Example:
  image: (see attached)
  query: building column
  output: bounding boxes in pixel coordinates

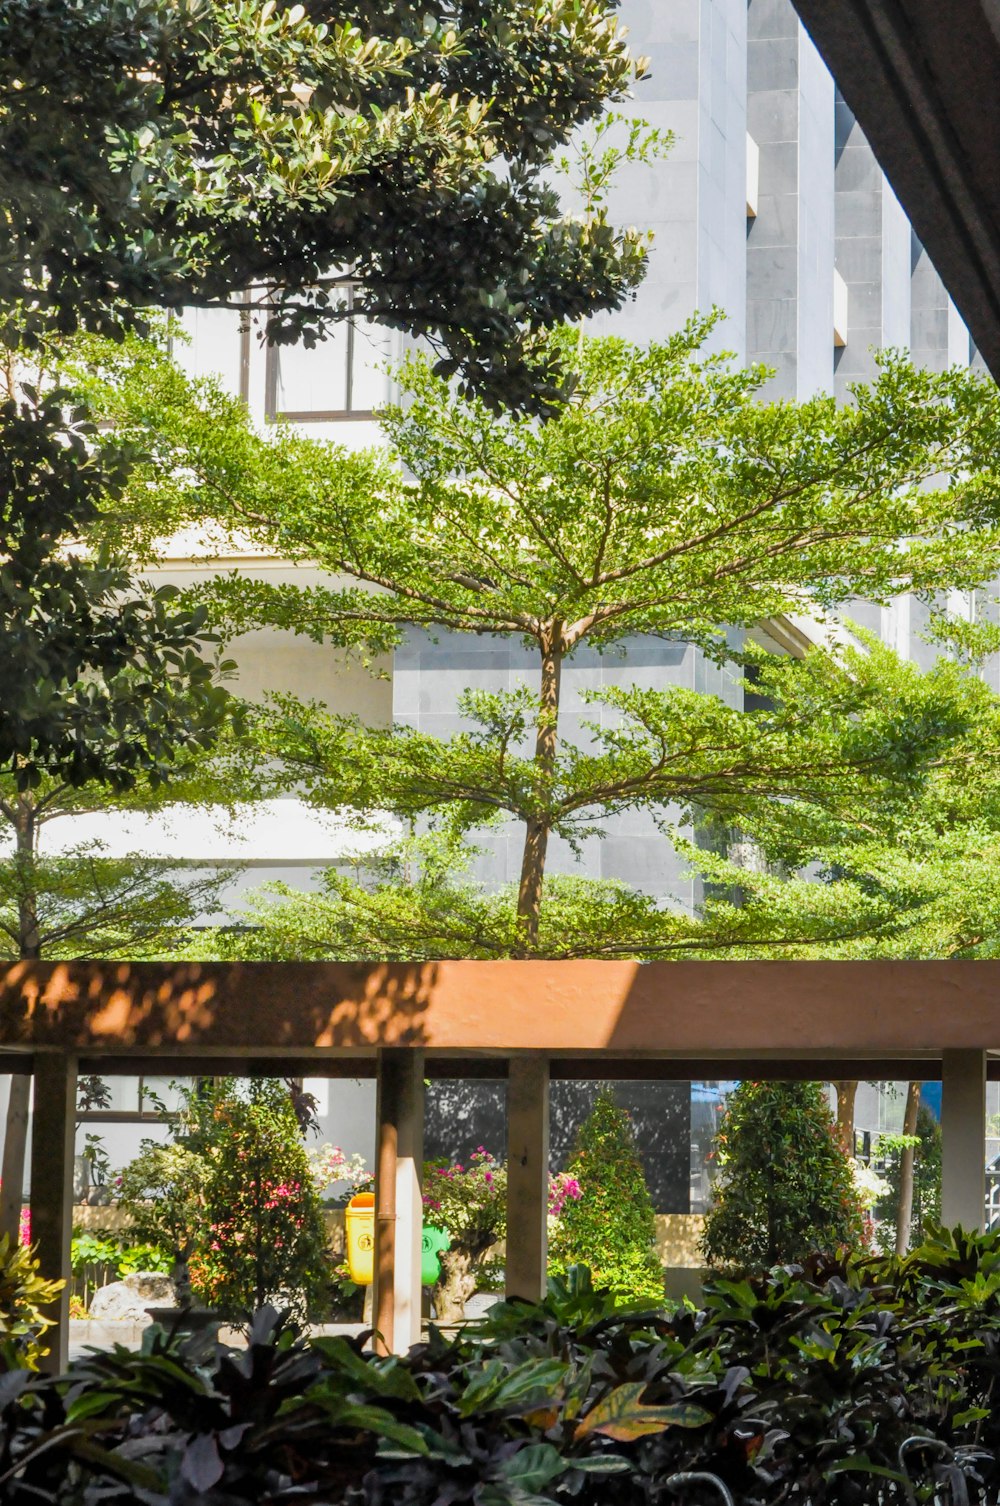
[30,1053,76,1374]
[373,1048,424,1355]
[941,1049,987,1231]
[505,1056,550,1302]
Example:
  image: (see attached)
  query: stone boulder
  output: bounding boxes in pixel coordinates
[89,1272,176,1323]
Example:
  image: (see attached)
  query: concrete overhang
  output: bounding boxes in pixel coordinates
[790,0,1000,381]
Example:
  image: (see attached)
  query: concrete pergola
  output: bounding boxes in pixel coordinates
[1,957,998,1370]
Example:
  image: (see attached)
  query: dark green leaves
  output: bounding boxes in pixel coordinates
[0,0,648,411]
[0,389,234,790]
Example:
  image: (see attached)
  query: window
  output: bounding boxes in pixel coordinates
[76,1075,186,1123]
[169,295,251,402]
[264,286,393,421]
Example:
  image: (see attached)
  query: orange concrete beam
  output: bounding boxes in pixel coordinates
[0,959,998,1058]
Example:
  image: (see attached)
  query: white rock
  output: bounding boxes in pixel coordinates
[89,1272,176,1323]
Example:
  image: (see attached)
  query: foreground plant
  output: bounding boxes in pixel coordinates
[4,1233,1000,1504]
[0,1237,62,1370]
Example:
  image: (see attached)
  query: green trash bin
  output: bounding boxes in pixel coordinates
[422,1225,450,1286]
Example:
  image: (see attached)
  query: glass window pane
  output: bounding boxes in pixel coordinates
[273,324,349,414]
[350,318,393,411]
[174,307,244,394]
[139,1077,189,1114]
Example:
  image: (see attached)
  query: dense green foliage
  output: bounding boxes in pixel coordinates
[0,1236,61,1370]
[5,1230,1000,1503]
[73,319,1000,960]
[186,1080,329,1320]
[0,0,648,411]
[550,1093,663,1304]
[0,381,234,792]
[702,1082,866,1272]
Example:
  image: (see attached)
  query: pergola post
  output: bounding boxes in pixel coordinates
[30,1053,76,1374]
[505,1055,550,1302]
[373,1048,424,1355]
[941,1049,987,1231]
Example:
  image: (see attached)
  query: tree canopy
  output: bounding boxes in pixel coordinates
[0,0,649,410]
[73,319,1000,958]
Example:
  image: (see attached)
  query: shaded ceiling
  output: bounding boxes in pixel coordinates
[790,0,1000,381]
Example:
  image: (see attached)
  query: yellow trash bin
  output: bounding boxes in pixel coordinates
[345,1192,376,1285]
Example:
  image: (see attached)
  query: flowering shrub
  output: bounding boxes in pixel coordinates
[548,1171,582,1220]
[423,1148,506,1240]
[118,1079,330,1322]
[307,1144,371,1202]
[422,1149,583,1319]
[185,1080,329,1321]
[851,1157,890,1209]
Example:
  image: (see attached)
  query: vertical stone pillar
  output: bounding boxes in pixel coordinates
[373,1048,424,1354]
[941,1049,987,1232]
[30,1053,76,1374]
[505,1056,550,1302]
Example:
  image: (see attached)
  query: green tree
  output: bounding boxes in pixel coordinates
[702,1081,866,1274]
[549,1092,663,1305]
[88,320,1000,958]
[116,1142,211,1269]
[0,0,649,411]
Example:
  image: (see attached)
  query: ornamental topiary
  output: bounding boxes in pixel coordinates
[702,1080,866,1274]
[549,1091,664,1306]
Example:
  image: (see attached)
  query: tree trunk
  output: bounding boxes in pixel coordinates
[1,799,40,1241]
[895,1080,921,1256]
[834,1080,858,1156]
[433,1247,478,1323]
[515,629,563,954]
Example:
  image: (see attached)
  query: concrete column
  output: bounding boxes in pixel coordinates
[941,1049,987,1232]
[30,1053,76,1373]
[373,1048,424,1355]
[505,1056,550,1302]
